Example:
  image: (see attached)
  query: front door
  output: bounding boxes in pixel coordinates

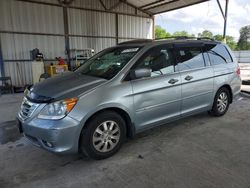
[130,45,182,130]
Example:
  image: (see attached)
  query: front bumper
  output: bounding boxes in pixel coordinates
[17,115,81,154]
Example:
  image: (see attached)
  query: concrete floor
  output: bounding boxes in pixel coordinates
[0,92,250,188]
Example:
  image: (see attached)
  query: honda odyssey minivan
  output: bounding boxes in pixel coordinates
[17,38,241,159]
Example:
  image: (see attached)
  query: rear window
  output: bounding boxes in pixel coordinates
[205,44,233,65]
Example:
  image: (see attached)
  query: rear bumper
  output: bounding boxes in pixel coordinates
[17,115,81,154]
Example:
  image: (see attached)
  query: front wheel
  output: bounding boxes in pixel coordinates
[209,87,230,117]
[80,111,126,160]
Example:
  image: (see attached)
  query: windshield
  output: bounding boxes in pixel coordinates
[75,46,140,79]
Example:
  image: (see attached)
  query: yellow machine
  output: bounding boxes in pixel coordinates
[46,64,68,77]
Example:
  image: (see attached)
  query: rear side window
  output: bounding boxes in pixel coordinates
[206,44,233,65]
[176,47,205,71]
[132,45,176,78]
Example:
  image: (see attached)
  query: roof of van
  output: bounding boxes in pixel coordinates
[118,37,220,46]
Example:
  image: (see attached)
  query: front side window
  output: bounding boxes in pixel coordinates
[76,46,140,79]
[131,45,176,78]
[176,47,205,71]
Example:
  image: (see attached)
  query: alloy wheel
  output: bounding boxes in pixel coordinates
[217,92,228,113]
[92,120,120,153]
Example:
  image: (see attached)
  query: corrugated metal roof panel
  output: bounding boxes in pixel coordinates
[143,0,209,14]
[127,0,154,7]
[126,0,208,15]
[70,0,104,10]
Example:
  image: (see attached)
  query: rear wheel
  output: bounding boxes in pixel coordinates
[80,111,126,160]
[209,87,230,116]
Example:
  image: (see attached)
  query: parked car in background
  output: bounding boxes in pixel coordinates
[17,37,241,159]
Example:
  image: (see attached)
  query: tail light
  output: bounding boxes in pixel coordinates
[236,66,241,76]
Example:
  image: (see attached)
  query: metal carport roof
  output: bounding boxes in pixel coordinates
[124,0,209,15]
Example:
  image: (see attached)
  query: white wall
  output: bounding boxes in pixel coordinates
[233,51,250,63]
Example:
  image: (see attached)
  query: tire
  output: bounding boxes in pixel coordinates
[80,110,126,160]
[209,87,230,117]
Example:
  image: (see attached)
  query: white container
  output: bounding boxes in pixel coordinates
[32,60,44,84]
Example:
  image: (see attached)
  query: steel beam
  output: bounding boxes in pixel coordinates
[216,0,225,19]
[154,0,209,15]
[115,13,119,44]
[216,0,229,42]
[0,37,4,77]
[0,30,146,40]
[223,0,229,41]
[0,30,64,37]
[63,6,71,68]
[98,0,107,10]
[17,0,151,18]
[108,1,122,11]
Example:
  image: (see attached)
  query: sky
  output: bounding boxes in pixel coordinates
[155,0,250,40]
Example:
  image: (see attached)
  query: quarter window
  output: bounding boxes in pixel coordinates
[206,44,233,65]
[131,45,176,78]
[176,47,205,71]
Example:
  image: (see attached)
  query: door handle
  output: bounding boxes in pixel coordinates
[185,75,193,81]
[168,78,179,84]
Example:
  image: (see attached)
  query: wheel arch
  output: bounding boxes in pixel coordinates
[217,84,233,103]
[78,106,135,150]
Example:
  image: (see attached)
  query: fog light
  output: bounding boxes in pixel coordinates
[43,140,53,148]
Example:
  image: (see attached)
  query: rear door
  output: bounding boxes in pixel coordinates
[129,44,181,130]
[174,43,214,116]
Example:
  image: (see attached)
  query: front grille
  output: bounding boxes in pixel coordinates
[19,97,39,120]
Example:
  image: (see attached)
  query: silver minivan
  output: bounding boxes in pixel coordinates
[17,38,241,159]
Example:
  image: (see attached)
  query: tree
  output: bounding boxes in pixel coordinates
[225,36,237,50]
[213,34,223,41]
[172,31,194,37]
[214,34,237,50]
[155,25,171,39]
[198,30,213,38]
[198,30,237,50]
[237,25,250,50]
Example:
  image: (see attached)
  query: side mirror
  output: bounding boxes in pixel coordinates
[130,68,152,80]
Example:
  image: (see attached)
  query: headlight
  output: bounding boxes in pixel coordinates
[38,98,78,120]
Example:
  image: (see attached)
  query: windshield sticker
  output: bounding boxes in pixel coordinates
[121,48,139,53]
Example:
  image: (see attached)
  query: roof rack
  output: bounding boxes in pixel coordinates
[155,36,215,41]
[197,37,215,41]
[118,37,216,45]
[118,39,153,45]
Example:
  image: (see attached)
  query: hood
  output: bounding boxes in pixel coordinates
[27,72,107,103]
